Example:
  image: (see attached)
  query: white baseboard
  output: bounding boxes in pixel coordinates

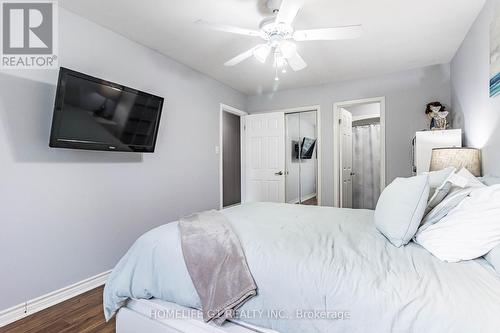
[0,270,111,328]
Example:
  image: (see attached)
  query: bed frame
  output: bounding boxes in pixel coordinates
[116,306,274,333]
[116,308,183,333]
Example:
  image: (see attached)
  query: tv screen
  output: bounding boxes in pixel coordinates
[300,137,316,159]
[293,137,317,160]
[49,68,164,152]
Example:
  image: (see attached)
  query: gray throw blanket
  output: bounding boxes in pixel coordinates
[178,210,257,325]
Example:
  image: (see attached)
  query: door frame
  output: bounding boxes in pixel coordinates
[253,105,322,205]
[333,97,386,207]
[219,103,247,209]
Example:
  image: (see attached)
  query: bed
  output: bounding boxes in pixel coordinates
[104,202,500,333]
[116,298,278,333]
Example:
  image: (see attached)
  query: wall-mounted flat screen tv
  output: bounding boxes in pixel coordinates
[49,67,164,152]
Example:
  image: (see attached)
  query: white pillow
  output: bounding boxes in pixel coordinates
[481,175,500,186]
[415,185,500,262]
[485,244,500,275]
[455,167,486,188]
[375,175,430,248]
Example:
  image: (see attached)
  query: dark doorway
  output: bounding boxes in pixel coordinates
[222,111,241,207]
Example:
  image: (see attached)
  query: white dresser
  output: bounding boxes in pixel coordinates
[414,129,462,174]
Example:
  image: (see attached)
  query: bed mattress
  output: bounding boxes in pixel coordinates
[124,298,279,333]
[106,202,500,333]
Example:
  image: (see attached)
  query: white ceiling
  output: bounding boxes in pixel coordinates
[60,0,485,95]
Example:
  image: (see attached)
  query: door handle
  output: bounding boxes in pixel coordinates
[275,171,283,176]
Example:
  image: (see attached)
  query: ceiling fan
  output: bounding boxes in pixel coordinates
[196,0,362,80]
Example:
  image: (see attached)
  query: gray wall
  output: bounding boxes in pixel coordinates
[451,0,500,177]
[0,5,459,312]
[0,8,245,310]
[246,64,452,206]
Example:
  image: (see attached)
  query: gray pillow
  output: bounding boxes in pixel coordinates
[426,167,456,194]
[375,175,430,247]
[485,244,500,275]
[425,180,454,214]
[424,168,483,214]
[419,187,474,233]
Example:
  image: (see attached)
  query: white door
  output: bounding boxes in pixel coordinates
[340,109,353,208]
[244,112,285,203]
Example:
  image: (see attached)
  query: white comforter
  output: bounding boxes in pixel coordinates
[104,203,500,333]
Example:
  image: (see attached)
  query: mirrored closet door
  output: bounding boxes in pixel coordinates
[285,111,318,205]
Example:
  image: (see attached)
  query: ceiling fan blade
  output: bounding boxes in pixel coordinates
[285,49,307,71]
[275,0,304,26]
[293,25,362,41]
[224,46,259,67]
[196,20,262,38]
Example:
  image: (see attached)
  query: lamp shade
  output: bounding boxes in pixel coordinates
[430,148,482,177]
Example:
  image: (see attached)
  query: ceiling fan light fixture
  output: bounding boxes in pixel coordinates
[275,54,287,68]
[201,0,363,79]
[279,40,296,59]
[253,44,271,63]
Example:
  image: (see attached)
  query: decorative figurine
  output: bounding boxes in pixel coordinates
[425,102,449,130]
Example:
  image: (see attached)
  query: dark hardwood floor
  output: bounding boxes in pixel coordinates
[302,196,317,206]
[1,286,115,333]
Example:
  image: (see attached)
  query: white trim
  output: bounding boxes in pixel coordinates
[252,105,320,115]
[317,108,322,206]
[352,114,380,122]
[333,97,386,207]
[220,104,247,117]
[0,270,111,328]
[219,103,247,210]
[254,105,322,206]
